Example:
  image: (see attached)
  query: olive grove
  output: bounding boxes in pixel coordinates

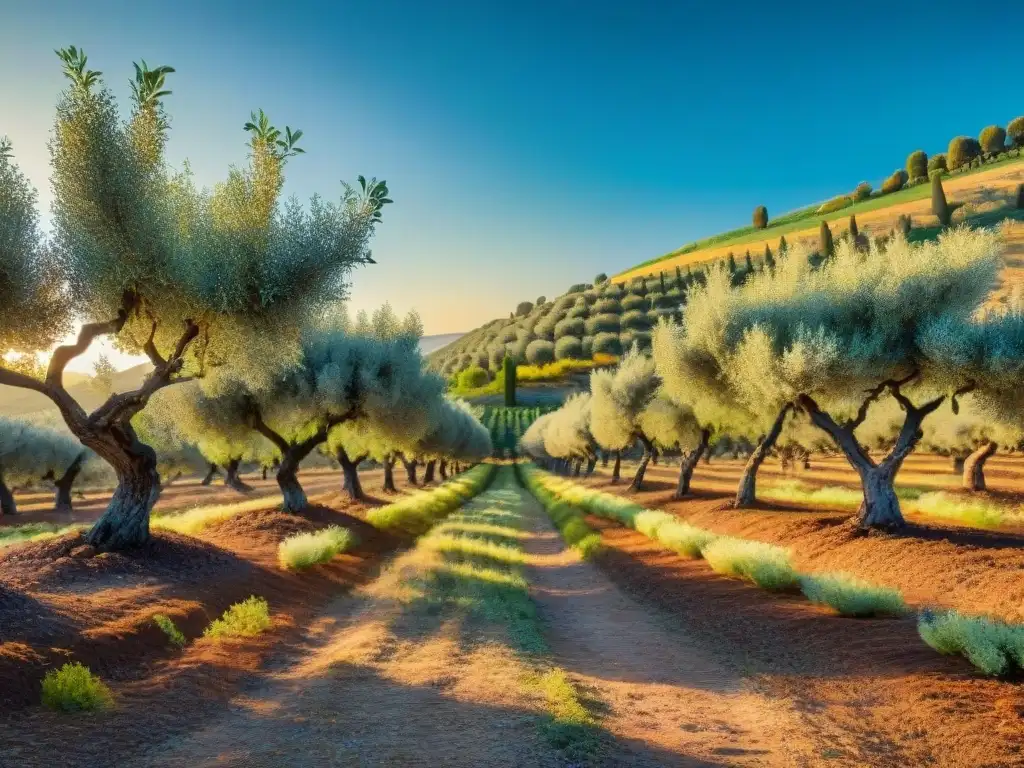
[0,48,391,549]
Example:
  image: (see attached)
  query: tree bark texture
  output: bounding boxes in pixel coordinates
[734,404,792,507]
[675,429,711,498]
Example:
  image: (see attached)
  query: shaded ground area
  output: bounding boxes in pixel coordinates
[0,489,401,768]
[589,456,1024,622]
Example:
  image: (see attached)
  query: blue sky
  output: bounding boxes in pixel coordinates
[3,0,1023,366]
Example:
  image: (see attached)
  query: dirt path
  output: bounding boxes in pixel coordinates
[520,488,820,766]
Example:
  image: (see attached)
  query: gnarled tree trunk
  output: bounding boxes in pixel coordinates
[585,456,597,476]
[423,460,437,484]
[572,458,583,477]
[963,442,997,491]
[629,434,655,492]
[675,429,710,499]
[382,455,397,493]
[223,458,252,493]
[601,450,609,468]
[201,463,219,486]
[951,454,967,474]
[0,468,16,517]
[337,447,366,502]
[735,404,793,508]
[798,376,959,530]
[85,435,162,550]
[439,460,448,480]
[611,451,621,484]
[54,451,86,517]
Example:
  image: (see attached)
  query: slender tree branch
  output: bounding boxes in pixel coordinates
[843,370,918,431]
[0,366,49,394]
[141,310,167,368]
[249,406,291,455]
[45,309,129,389]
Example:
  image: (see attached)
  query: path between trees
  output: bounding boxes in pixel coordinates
[138,470,824,767]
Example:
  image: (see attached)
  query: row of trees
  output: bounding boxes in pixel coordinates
[525,224,1021,530]
[0,47,488,550]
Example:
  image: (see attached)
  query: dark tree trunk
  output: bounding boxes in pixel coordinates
[261,466,268,480]
[735,404,793,507]
[54,451,86,517]
[601,450,609,468]
[951,454,966,474]
[798,380,952,530]
[651,450,659,466]
[800,448,811,471]
[439,460,448,480]
[337,447,366,502]
[401,456,419,485]
[423,460,437,484]
[85,439,161,550]
[611,451,621,484]
[702,451,711,465]
[629,434,655,492]
[276,451,308,513]
[675,429,711,498]
[164,471,184,487]
[963,442,997,491]
[223,458,253,493]
[383,456,398,493]
[585,456,597,476]
[0,468,16,516]
[201,463,219,486]
[572,458,583,477]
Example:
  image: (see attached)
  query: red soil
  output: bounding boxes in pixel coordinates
[0,486,406,768]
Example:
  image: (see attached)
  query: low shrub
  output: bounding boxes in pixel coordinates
[554,335,583,360]
[701,537,799,591]
[948,136,979,170]
[151,497,285,536]
[620,294,649,312]
[592,297,621,314]
[816,195,851,214]
[41,663,114,712]
[525,339,556,365]
[204,596,272,639]
[906,150,928,180]
[880,169,906,194]
[554,317,585,339]
[584,313,620,335]
[918,609,1024,677]
[928,153,947,173]
[620,309,651,331]
[799,573,907,617]
[592,332,622,356]
[153,613,187,647]
[980,125,1006,156]
[520,467,602,558]
[581,336,594,358]
[278,526,355,570]
[852,182,872,202]
[457,366,490,389]
[367,463,496,535]
[634,510,716,558]
[752,205,768,229]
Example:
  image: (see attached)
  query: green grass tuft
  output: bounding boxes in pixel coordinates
[153,613,187,647]
[918,610,1024,677]
[203,596,272,639]
[41,662,114,712]
[0,522,86,549]
[700,536,799,591]
[278,525,355,570]
[535,668,602,761]
[634,510,717,558]
[367,464,496,536]
[151,497,283,536]
[799,573,907,617]
[910,492,1024,529]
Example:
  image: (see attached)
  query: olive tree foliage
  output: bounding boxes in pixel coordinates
[0,48,391,550]
[659,226,1000,529]
[197,325,442,512]
[140,382,277,492]
[0,418,110,516]
[637,392,707,497]
[534,393,599,476]
[920,394,1022,490]
[589,347,661,489]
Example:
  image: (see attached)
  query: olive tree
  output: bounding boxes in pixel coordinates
[589,348,661,489]
[196,328,441,512]
[659,227,1000,528]
[0,418,110,516]
[920,395,1021,489]
[636,392,706,497]
[0,48,391,549]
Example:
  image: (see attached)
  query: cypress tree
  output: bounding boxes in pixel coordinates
[849,214,859,239]
[674,265,683,289]
[659,271,667,293]
[502,355,517,407]
[764,243,775,271]
[819,221,834,259]
[727,252,737,273]
[932,173,951,227]
[779,235,788,254]
[744,251,754,272]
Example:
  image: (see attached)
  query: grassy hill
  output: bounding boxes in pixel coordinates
[430,159,1024,386]
[0,364,152,421]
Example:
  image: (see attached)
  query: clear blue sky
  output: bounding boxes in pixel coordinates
[3,0,1023,355]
